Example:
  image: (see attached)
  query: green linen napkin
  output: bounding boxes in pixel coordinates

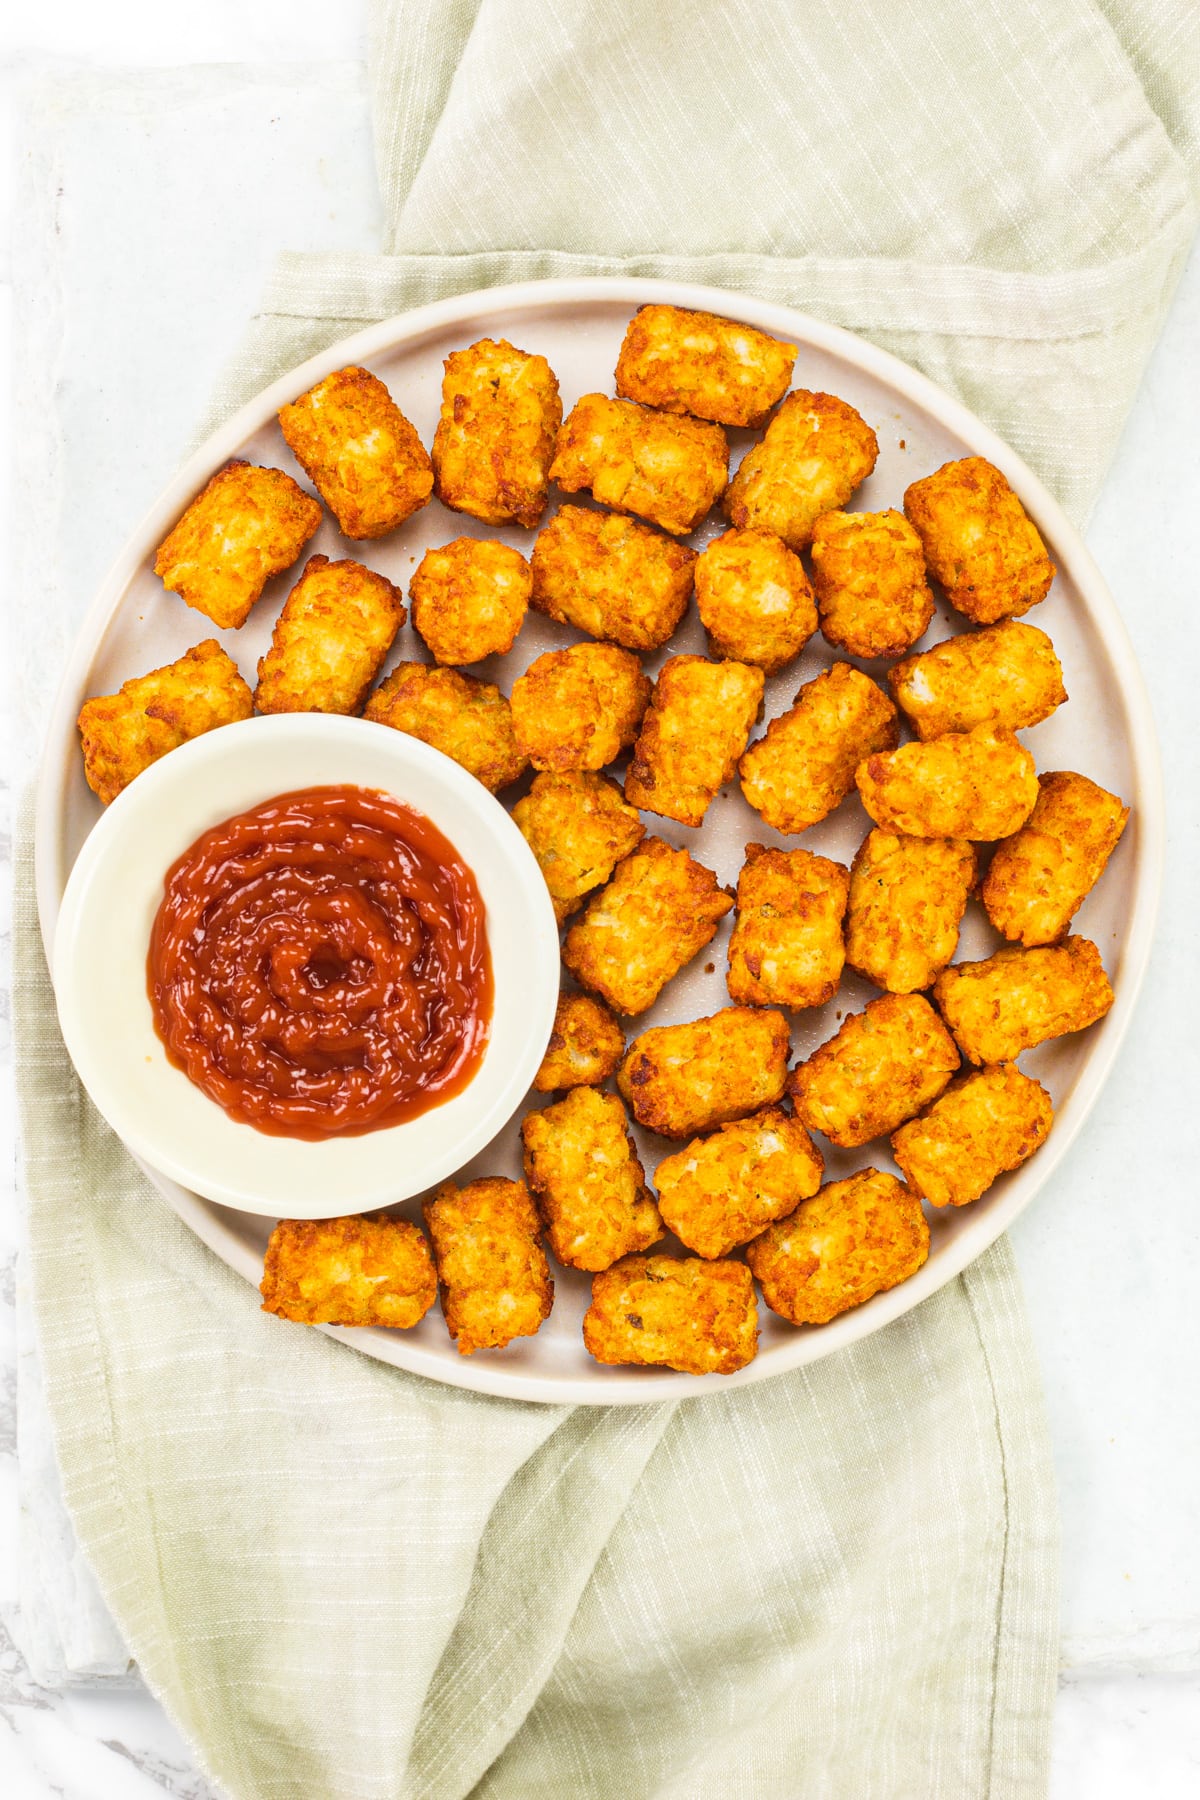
[17,3,1198,1796]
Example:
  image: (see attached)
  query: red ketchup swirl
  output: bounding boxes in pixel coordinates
[148,785,492,1138]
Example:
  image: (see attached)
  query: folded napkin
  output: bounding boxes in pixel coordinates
[16,3,1198,1795]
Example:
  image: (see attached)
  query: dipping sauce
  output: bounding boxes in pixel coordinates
[148,785,491,1138]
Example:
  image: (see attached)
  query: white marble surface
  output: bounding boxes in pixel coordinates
[2,4,1199,1794]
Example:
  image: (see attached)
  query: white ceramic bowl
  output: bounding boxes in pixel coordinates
[51,713,560,1217]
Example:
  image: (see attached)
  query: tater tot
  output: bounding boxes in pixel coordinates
[410,537,531,665]
[891,1064,1053,1208]
[746,1170,929,1326]
[654,1107,824,1259]
[904,456,1055,623]
[739,663,899,835]
[432,337,561,528]
[981,771,1130,946]
[549,393,728,536]
[856,723,1038,840]
[583,1254,759,1374]
[533,991,626,1092]
[254,556,404,715]
[278,365,432,540]
[888,620,1066,741]
[727,844,849,1009]
[154,461,321,630]
[78,639,253,805]
[933,936,1114,1065]
[562,838,734,1016]
[618,1006,791,1139]
[363,662,527,792]
[512,771,646,923]
[530,505,695,651]
[624,655,765,827]
[693,528,818,673]
[809,508,935,660]
[521,1086,662,1271]
[510,643,650,773]
[789,992,959,1148]
[724,390,879,551]
[614,304,797,428]
[260,1214,436,1328]
[844,830,977,994]
[423,1177,553,1354]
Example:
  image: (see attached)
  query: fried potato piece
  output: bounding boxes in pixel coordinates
[693,528,817,673]
[512,771,646,923]
[363,662,527,792]
[278,365,432,540]
[615,304,797,429]
[423,1177,553,1354]
[521,1086,662,1271]
[510,643,651,774]
[254,556,404,716]
[933,936,1114,1064]
[618,1006,791,1139]
[789,992,959,1148]
[625,656,764,827]
[583,1254,759,1374]
[724,390,878,552]
[154,461,321,630]
[810,508,935,660]
[410,537,531,665]
[534,991,626,1092]
[78,639,253,804]
[856,724,1038,841]
[530,505,696,651]
[746,1170,929,1326]
[727,844,849,1009]
[891,1064,1053,1208]
[739,663,899,834]
[654,1107,824,1259]
[260,1213,436,1328]
[888,620,1066,741]
[904,456,1055,624]
[432,337,561,528]
[845,831,977,994]
[549,393,728,536]
[563,838,734,1015]
[981,771,1130,947]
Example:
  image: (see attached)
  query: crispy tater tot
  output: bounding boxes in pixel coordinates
[891,1064,1053,1208]
[739,662,899,835]
[810,508,935,660]
[512,771,646,923]
[904,456,1055,623]
[562,838,734,1016]
[549,393,728,536]
[724,390,879,551]
[423,1177,553,1354]
[624,655,764,827]
[618,1006,791,1139]
[856,723,1038,840]
[530,504,695,651]
[727,844,849,1010]
[432,337,561,528]
[410,537,531,666]
[254,556,404,716]
[789,992,959,1148]
[510,643,651,774]
[583,1254,759,1374]
[260,1213,437,1328]
[888,620,1066,741]
[844,830,977,994]
[78,639,253,805]
[933,936,1114,1065]
[363,662,527,792]
[278,365,432,540]
[614,304,797,428]
[693,528,818,673]
[533,991,626,1092]
[654,1107,824,1259]
[981,771,1130,946]
[154,461,321,630]
[746,1170,929,1326]
[521,1085,662,1271]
